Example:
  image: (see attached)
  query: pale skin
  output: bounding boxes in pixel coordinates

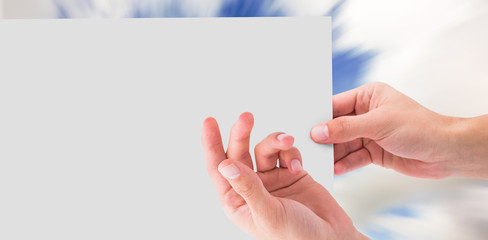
[202,113,367,240]
[202,82,488,239]
[311,82,488,179]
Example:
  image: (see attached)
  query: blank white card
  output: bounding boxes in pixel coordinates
[0,18,332,239]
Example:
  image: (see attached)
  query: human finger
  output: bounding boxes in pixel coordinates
[226,112,254,169]
[332,82,386,117]
[278,147,303,175]
[334,139,363,161]
[334,148,372,175]
[257,168,307,193]
[311,112,380,144]
[218,159,275,215]
[254,132,294,172]
[332,87,360,117]
[202,117,231,196]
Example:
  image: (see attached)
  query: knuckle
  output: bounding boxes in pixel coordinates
[232,130,249,142]
[337,117,352,133]
[254,142,263,152]
[290,146,300,154]
[235,181,255,199]
[370,81,385,88]
[222,190,246,209]
[254,143,264,157]
[342,143,351,155]
[279,146,300,155]
[370,81,383,87]
[289,147,301,159]
[231,124,251,142]
[370,81,392,91]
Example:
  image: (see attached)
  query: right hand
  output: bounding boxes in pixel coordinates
[310,82,488,179]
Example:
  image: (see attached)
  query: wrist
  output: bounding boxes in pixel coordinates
[445,115,488,179]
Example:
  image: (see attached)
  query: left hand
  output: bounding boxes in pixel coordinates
[202,112,367,240]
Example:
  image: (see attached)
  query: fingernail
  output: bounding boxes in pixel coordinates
[277,133,292,142]
[290,159,302,172]
[311,125,329,141]
[219,164,240,180]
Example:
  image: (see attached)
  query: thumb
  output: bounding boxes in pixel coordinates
[218,159,272,214]
[311,112,378,143]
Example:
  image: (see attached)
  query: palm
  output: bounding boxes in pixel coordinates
[223,166,335,239]
[202,113,357,239]
[258,168,335,221]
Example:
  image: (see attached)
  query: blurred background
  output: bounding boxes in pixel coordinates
[1,0,487,239]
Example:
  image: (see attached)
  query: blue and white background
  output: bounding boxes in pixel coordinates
[1,0,487,239]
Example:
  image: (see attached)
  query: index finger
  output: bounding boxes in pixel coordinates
[332,87,359,117]
[202,117,230,196]
[333,83,381,117]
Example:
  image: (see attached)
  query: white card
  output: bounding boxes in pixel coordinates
[0,18,332,239]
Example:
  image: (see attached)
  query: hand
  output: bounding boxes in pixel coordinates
[202,112,367,240]
[311,82,488,179]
